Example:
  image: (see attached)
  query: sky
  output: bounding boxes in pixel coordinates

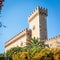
[0,0,60,53]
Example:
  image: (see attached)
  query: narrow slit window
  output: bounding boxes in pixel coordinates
[33,25,35,30]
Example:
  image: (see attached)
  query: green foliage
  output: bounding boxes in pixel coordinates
[6,46,22,58]
[27,37,40,46]
[0,53,5,60]
[12,46,54,60]
[55,50,60,56]
[5,37,51,60]
[0,53,4,57]
[27,37,49,48]
[0,57,4,60]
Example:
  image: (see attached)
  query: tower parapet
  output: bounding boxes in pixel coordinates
[28,6,47,22]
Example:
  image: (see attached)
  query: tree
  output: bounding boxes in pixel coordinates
[0,53,5,60]
[27,37,40,46]
[0,53,4,57]
[0,22,6,28]
[27,37,49,48]
[6,46,22,58]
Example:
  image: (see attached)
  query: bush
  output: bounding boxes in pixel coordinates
[0,57,4,60]
[6,38,60,60]
[12,47,60,60]
[6,46,22,59]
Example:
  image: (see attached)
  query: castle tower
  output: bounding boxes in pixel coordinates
[28,6,48,40]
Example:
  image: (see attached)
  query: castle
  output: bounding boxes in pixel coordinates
[5,6,60,52]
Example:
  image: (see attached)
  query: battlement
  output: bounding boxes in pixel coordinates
[5,28,30,47]
[47,35,60,41]
[28,6,48,22]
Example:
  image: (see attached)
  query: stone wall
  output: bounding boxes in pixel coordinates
[5,29,31,52]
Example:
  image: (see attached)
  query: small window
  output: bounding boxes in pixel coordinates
[50,44,52,46]
[21,42,23,46]
[33,26,35,30]
[57,46,60,47]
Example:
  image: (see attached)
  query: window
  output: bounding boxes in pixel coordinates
[33,25,35,30]
[50,44,52,46]
[57,46,60,47]
[21,42,23,46]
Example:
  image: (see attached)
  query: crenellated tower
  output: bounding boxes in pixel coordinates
[28,6,48,40]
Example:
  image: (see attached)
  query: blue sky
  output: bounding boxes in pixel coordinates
[0,0,60,53]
